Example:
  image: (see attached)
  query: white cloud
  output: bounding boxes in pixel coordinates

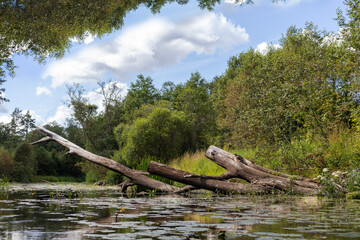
[224,0,309,7]
[36,86,52,96]
[86,81,128,113]
[0,106,6,114]
[24,109,45,126]
[0,115,11,124]
[46,105,73,125]
[44,12,249,88]
[275,0,309,7]
[322,28,346,46]
[224,0,246,5]
[45,81,127,125]
[0,92,8,118]
[0,103,7,114]
[255,41,281,54]
[0,109,43,125]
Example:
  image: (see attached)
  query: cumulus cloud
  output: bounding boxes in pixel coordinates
[224,0,246,5]
[86,82,128,113]
[36,86,52,96]
[0,104,8,113]
[0,115,11,124]
[25,110,45,125]
[275,0,309,7]
[224,0,308,7]
[255,41,281,54]
[0,109,43,125]
[46,105,73,125]
[44,12,249,88]
[0,92,8,116]
[0,103,7,113]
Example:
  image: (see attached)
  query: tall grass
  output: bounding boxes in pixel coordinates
[169,151,226,176]
[254,129,360,177]
[169,149,258,176]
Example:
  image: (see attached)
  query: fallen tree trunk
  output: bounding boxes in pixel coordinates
[148,161,270,194]
[205,146,319,195]
[32,126,320,195]
[31,126,179,193]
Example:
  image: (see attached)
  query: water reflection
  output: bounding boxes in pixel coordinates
[0,184,360,239]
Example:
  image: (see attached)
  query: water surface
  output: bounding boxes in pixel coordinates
[0,183,359,239]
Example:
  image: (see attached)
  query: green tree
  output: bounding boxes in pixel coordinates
[337,0,360,52]
[124,75,160,114]
[66,83,99,153]
[66,81,126,181]
[160,81,177,102]
[0,123,11,146]
[12,143,36,182]
[20,110,36,137]
[0,146,14,179]
[213,23,360,149]
[67,82,125,156]
[9,108,23,136]
[33,146,56,176]
[173,72,217,149]
[114,104,191,168]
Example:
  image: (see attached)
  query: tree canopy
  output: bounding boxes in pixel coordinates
[0,0,231,101]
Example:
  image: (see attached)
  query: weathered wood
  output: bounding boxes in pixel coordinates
[31,126,179,193]
[31,127,320,195]
[118,179,135,192]
[148,161,270,194]
[205,146,320,195]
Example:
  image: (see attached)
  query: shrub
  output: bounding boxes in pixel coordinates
[106,171,123,185]
[0,147,14,179]
[254,129,360,176]
[12,143,36,182]
[115,107,191,168]
[315,168,360,197]
[85,169,101,184]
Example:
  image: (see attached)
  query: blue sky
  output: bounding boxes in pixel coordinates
[0,0,343,125]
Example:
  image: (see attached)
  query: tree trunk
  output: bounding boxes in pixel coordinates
[31,127,320,195]
[147,161,270,194]
[205,146,319,195]
[31,126,179,193]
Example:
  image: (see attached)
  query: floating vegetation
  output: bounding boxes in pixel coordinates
[0,183,360,239]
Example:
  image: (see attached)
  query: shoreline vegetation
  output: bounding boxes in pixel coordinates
[0,1,360,198]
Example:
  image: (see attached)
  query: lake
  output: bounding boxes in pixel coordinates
[0,183,360,239]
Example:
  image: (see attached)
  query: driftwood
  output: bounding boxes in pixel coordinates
[31,126,320,195]
[204,146,319,195]
[31,126,179,193]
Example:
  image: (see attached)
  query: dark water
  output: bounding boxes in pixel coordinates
[0,184,360,240]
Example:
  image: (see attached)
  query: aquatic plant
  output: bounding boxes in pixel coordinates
[0,175,9,191]
[316,168,360,197]
[147,189,157,197]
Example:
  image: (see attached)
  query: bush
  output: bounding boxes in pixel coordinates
[85,169,102,184]
[12,143,36,182]
[115,107,192,168]
[254,129,360,176]
[0,147,14,180]
[106,171,123,185]
[315,168,360,197]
